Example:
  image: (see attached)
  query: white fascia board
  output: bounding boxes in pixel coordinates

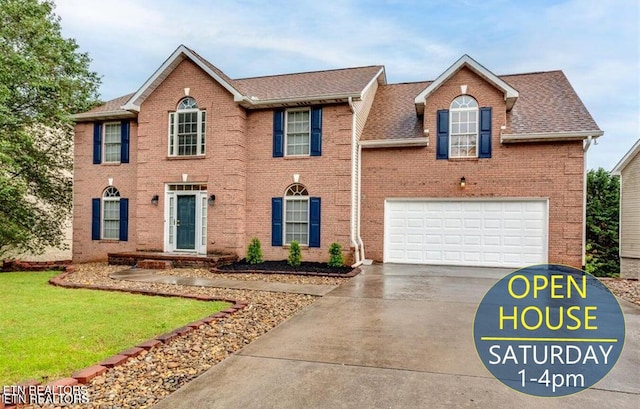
[414,55,519,114]
[71,110,137,121]
[245,92,362,108]
[501,130,604,144]
[360,137,429,148]
[121,45,246,111]
[612,138,640,174]
[360,67,387,98]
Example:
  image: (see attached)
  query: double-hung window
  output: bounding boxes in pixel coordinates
[284,184,309,245]
[449,95,478,158]
[102,186,121,240]
[103,123,121,163]
[285,109,310,156]
[169,97,206,156]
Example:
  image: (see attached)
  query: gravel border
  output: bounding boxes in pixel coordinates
[19,264,326,409]
[601,278,640,306]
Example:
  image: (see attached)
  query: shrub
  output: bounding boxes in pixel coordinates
[246,237,263,264]
[328,242,344,267]
[288,241,302,267]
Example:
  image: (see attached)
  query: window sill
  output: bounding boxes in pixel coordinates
[448,157,480,162]
[283,155,312,160]
[98,239,122,243]
[166,155,207,160]
[282,244,310,248]
[100,162,123,166]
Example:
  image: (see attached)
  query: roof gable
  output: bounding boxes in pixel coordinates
[121,45,247,112]
[612,139,640,174]
[414,54,519,114]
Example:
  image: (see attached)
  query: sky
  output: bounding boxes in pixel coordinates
[53,0,639,170]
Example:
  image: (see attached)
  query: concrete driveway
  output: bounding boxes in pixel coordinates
[154,264,639,408]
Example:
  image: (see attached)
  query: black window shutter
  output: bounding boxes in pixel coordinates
[93,123,102,164]
[310,107,322,156]
[436,110,449,160]
[309,197,321,247]
[121,121,130,163]
[91,198,100,240]
[119,198,129,241]
[478,107,492,158]
[273,110,284,157]
[271,197,283,246]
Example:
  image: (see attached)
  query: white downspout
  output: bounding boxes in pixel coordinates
[348,97,362,267]
[357,143,366,263]
[582,135,593,269]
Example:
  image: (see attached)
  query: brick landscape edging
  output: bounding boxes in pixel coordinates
[0,271,247,408]
[211,266,361,278]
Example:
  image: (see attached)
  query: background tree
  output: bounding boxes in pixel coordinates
[0,0,100,257]
[586,167,620,277]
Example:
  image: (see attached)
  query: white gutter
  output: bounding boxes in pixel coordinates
[501,130,604,143]
[360,138,429,148]
[348,96,362,267]
[71,110,137,121]
[244,92,362,108]
[582,135,594,269]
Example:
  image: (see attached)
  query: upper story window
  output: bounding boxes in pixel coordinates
[93,121,130,165]
[449,95,478,158]
[286,109,310,156]
[273,107,322,157]
[168,97,206,157]
[103,123,121,163]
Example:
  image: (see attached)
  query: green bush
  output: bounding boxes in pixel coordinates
[328,242,344,267]
[246,237,263,264]
[288,241,302,267]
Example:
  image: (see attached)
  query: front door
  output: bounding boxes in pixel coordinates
[176,195,196,250]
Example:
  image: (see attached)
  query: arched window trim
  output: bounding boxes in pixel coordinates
[449,95,479,158]
[284,183,309,245]
[102,186,121,240]
[168,97,206,157]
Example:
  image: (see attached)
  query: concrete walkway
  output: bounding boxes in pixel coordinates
[152,264,640,409]
[110,269,337,296]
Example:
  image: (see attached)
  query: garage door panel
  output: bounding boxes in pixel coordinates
[385,200,547,267]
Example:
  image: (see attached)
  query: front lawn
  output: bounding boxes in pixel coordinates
[0,272,229,385]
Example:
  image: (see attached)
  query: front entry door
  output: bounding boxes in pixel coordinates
[176,195,196,250]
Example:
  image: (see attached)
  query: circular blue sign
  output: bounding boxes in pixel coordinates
[473,264,625,397]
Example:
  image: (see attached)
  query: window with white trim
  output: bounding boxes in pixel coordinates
[102,186,120,240]
[103,123,121,163]
[285,109,310,156]
[168,97,206,156]
[284,183,309,244]
[450,95,478,158]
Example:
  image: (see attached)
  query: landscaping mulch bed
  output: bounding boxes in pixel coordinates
[22,263,319,409]
[216,259,359,277]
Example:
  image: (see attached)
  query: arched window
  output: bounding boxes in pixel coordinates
[102,186,121,240]
[284,183,309,244]
[169,97,206,156]
[449,95,478,158]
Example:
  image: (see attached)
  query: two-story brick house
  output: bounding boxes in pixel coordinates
[72,46,602,269]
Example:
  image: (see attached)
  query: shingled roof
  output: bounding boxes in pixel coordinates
[362,70,602,141]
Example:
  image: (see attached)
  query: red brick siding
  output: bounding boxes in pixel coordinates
[72,121,138,262]
[361,67,584,267]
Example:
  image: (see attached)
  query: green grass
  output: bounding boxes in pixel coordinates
[0,272,229,385]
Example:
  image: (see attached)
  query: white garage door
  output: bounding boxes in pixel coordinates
[384,200,548,267]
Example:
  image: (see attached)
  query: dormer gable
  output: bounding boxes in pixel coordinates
[414,55,519,114]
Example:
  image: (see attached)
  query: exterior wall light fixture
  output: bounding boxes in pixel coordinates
[460,177,466,189]
[208,194,216,206]
[151,195,159,205]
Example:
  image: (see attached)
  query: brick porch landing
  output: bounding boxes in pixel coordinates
[108,251,238,269]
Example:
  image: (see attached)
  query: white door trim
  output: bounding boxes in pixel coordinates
[164,185,207,254]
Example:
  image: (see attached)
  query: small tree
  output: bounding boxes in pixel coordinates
[288,241,302,267]
[246,237,263,264]
[586,168,620,277]
[328,242,344,267]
